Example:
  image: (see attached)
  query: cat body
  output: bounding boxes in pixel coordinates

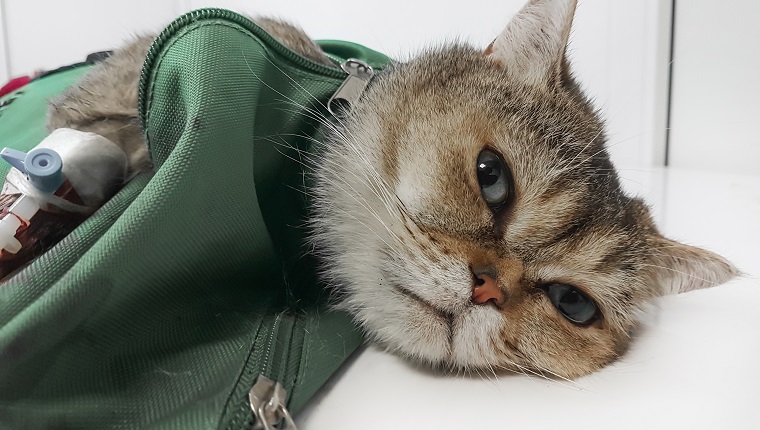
[45,0,737,379]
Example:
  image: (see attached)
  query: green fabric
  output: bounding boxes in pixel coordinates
[0,9,390,429]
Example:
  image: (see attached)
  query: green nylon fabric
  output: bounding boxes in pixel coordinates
[0,10,390,429]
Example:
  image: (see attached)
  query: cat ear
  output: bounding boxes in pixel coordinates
[485,0,577,87]
[648,236,739,295]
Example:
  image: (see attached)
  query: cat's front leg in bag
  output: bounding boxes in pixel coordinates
[43,17,333,177]
[46,35,156,175]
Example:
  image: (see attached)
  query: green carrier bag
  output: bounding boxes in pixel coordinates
[0,9,390,429]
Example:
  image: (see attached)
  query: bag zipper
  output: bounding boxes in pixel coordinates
[248,375,297,430]
[327,59,375,117]
[138,8,379,127]
[224,312,303,430]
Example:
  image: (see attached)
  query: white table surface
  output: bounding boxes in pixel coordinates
[296,167,760,429]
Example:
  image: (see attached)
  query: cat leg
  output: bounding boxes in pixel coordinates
[254,17,334,67]
[45,17,331,176]
[46,35,155,174]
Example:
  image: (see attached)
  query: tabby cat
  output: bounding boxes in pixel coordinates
[46,0,737,379]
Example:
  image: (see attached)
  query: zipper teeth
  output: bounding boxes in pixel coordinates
[260,313,282,380]
[233,312,305,430]
[226,313,282,430]
[137,8,346,128]
[249,313,283,428]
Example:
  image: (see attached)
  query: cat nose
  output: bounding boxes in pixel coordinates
[471,269,506,307]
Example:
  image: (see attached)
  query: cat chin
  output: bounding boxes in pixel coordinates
[339,284,517,371]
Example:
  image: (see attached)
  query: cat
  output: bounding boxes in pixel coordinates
[45,0,737,380]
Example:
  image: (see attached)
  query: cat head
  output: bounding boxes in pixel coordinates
[312,0,737,378]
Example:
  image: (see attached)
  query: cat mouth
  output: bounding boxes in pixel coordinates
[393,285,454,323]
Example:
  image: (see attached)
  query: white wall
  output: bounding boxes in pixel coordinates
[0,0,670,168]
[669,0,760,172]
[571,0,672,168]
[1,0,181,74]
[0,1,9,84]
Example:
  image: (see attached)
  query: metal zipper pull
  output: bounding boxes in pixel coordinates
[327,59,375,117]
[249,375,297,430]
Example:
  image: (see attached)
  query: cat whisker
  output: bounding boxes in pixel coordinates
[563,125,606,168]
[575,129,660,169]
[640,263,720,286]
[321,151,393,213]
[328,138,400,216]
[531,364,590,390]
[271,103,342,138]
[594,167,656,173]
[262,161,405,258]
[493,346,586,389]
[257,127,401,235]
[512,363,588,391]
[257,51,341,121]
[235,63,386,201]
[260,135,324,174]
[315,179,402,247]
[266,101,403,221]
[476,361,502,389]
[260,136,313,190]
[241,52,343,130]
[316,186,409,259]
[491,360,545,382]
[483,355,546,385]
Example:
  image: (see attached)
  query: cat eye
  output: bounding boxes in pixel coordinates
[476,149,512,210]
[543,283,598,325]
